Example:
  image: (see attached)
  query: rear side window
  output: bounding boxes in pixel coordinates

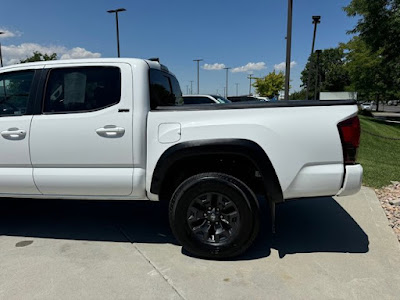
[149,69,183,109]
[43,67,121,113]
[0,71,34,116]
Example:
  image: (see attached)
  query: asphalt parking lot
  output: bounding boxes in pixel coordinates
[1,187,399,299]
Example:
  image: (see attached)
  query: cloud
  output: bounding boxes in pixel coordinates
[231,62,266,73]
[274,61,297,72]
[0,29,22,39]
[1,43,101,65]
[203,63,226,70]
[60,47,102,60]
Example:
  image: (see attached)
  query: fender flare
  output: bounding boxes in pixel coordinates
[150,139,284,203]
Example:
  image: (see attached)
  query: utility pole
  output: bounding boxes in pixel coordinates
[224,67,231,97]
[247,75,255,95]
[306,16,321,100]
[314,50,322,100]
[235,83,239,96]
[193,59,203,94]
[107,8,126,57]
[189,81,194,94]
[284,0,293,100]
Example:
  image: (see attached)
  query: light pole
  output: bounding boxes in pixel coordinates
[224,67,231,97]
[306,16,321,100]
[193,59,203,94]
[314,50,322,100]
[284,0,293,100]
[107,8,126,58]
[0,31,4,67]
[235,83,239,96]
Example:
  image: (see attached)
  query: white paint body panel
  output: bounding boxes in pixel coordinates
[158,123,181,144]
[33,168,133,196]
[0,65,44,195]
[30,62,134,196]
[336,164,363,196]
[0,168,39,195]
[0,58,362,201]
[146,105,360,200]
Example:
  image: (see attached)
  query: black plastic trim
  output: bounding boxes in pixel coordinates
[33,68,49,115]
[26,70,41,115]
[152,100,356,111]
[150,139,284,203]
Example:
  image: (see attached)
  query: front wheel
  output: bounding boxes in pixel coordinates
[169,173,260,259]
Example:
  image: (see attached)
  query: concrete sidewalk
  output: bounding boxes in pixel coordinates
[1,187,399,299]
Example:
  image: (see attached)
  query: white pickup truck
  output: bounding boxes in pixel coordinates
[0,58,363,258]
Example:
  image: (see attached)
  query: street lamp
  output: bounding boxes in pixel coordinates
[0,31,4,67]
[107,8,126,58]
[306,16,321,100]
[224,67,231,97]
[193,59,203,94]
[284,0,293,100]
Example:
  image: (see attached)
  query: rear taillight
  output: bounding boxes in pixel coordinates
[337,116,361,165]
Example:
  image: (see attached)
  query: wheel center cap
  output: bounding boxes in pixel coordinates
[209,213,217,222]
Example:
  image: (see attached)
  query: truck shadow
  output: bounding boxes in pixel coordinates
[243,197,370,260]
[0,197,369,260]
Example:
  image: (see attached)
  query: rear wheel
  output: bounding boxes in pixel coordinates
[169,173,259,259]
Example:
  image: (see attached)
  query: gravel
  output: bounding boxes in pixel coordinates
[375,181,400,242]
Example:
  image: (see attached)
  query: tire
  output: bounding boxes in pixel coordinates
[169,172,260,259]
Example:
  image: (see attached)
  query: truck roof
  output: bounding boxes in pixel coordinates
[0,57,164,72]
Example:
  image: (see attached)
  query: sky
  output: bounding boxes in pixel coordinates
[0,0,357,96]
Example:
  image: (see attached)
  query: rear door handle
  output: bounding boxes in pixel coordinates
[96,125,125,138]
[1,128,27,140]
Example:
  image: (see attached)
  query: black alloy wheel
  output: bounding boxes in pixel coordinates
[187,192,240,245]
[169,173,259,259]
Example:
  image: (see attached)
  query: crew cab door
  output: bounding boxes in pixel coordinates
[30,63,134,196]
[0,68,41,194]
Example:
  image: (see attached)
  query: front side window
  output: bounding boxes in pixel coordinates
[0,71,34,116]
[43,67,121,113]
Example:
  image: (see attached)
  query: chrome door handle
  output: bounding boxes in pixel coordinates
[1,128,27,140]
[96,125,125,138]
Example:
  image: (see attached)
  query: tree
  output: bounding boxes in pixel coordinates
[344,0,400,91]
[252,71,285,99]
[289,89,307,100]
[301,47,351,99]
[343,37,391,111]
[20,51,57,63]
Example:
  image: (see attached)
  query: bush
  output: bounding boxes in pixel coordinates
[358,109,373,117]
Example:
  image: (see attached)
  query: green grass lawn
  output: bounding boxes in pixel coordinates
[358,115,400,188]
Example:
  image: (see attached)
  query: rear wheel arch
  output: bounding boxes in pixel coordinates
[150,139,283,204]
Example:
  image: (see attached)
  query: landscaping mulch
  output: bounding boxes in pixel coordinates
[375,181,400,243]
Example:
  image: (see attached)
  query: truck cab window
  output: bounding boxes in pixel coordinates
[0,71,34,116]
[43,67,121,113]
[149,69,183,109]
